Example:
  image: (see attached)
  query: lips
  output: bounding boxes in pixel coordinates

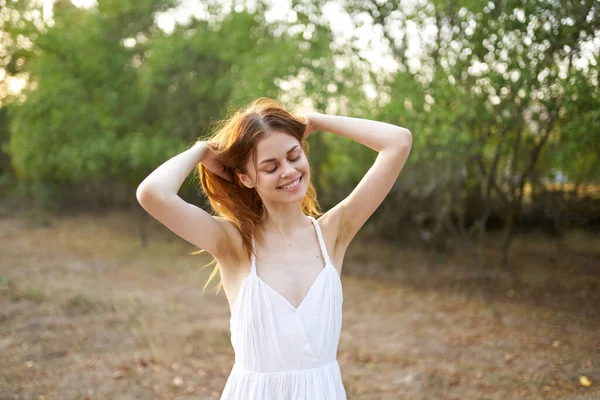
[278,175,303,190]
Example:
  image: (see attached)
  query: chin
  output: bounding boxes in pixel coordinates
[278,188,307,202]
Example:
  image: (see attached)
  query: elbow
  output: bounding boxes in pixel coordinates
[402,128,413,147]
[136,184,163,209]
[393,128,412,152]
[136,184,150,208]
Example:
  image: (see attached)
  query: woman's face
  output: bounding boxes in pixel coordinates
[238,131,310,205]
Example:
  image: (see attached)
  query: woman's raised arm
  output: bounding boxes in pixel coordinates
[307,112,412,248]
[136,142,238,261]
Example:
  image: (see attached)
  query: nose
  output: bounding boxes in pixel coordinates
[280,160,296,178]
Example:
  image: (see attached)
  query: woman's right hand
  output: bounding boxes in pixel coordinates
[197,141,232,182]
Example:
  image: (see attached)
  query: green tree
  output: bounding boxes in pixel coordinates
[308,0,600,265]
[6,0,344,209]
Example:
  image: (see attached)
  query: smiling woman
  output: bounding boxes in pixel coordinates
[197,98,321,266]
[135,96,412,399]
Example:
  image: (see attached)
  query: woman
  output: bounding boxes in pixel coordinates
[136,97,412,399]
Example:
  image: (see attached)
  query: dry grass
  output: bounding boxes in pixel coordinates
[0,210,598,400]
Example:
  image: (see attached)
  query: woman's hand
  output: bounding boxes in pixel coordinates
[197,141,232,182]
[302,112,320,140]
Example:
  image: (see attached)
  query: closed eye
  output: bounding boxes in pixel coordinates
[266,155,301,174]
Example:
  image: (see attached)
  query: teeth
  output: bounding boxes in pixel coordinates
[280,177,301,189]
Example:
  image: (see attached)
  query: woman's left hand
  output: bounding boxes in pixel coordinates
[302,112,319,140]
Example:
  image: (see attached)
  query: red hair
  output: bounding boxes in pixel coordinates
[195,97,321,292]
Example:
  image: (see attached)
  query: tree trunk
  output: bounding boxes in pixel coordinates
[137,207,148,248]
[498,201,518,267]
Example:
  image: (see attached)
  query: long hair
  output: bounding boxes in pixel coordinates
[195,97,321,293]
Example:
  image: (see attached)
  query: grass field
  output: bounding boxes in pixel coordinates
[1,210,598,399]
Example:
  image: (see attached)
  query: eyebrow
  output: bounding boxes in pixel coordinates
[258,145,300,166]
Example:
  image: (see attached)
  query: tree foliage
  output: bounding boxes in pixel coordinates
[308,0,599,262]
[1,0,598,264]
[5,0,338,204]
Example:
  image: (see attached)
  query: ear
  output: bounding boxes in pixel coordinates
[237,171,255,189]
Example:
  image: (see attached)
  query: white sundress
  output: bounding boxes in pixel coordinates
[220,215,347,400]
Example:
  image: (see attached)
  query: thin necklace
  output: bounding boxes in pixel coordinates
[272,223,293,247]
[266,217,304,247]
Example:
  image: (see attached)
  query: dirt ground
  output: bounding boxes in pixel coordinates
[1,210,598,400]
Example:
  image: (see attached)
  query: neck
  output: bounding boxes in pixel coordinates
[261,203,307,238]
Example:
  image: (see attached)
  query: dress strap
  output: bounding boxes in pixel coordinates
[307,215,332,267]
[250,236,257,276]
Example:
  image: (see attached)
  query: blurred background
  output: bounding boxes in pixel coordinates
[1,0,598,399]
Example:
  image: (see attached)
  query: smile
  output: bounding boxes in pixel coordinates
[278,175,303,190]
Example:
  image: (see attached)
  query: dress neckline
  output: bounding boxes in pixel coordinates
[251,215,332,312]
